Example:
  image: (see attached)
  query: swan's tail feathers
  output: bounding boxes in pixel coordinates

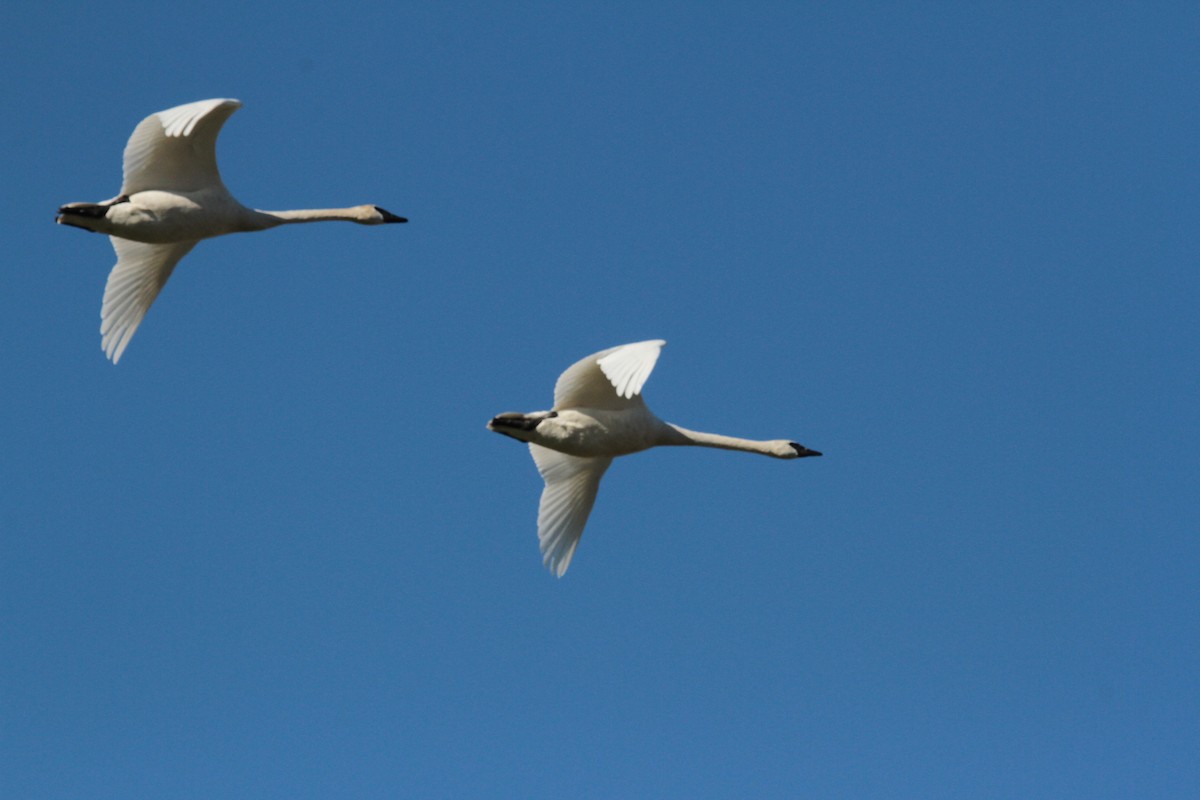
[528,444,612,578]
[100,238,197,364]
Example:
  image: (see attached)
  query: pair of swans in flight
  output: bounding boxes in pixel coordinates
[58,99,821,576]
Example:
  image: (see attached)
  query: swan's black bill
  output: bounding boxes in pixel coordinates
[790,443,822,458]
[374,206,408,223]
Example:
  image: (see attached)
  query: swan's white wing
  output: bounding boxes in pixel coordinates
[553,339,665,410]
[529,444,612,577]
[598,339,665,399]
[121,98,242,195]
[100,237,197,363]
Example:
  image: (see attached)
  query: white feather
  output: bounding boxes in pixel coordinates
[528,444,612,577]
[598,339,665,399]
[122,99,241,194]
[100,238,197,364]
[553,339,665,410]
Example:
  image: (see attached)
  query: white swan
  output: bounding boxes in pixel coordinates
[57,98,407,363]
[488,340,822,576]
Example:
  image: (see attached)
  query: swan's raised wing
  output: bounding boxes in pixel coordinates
[529,444,612,577]
[100,237,197,363]
[121,98,242,195]
[553,339,665,411]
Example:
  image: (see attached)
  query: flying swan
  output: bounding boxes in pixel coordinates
[488,340,822,576]
[57,98,407,363]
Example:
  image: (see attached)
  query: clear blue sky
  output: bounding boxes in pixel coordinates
[3,3,1197,797]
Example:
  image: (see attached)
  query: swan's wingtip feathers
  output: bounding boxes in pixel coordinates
[540,520,581,577]
[542,541,577,577]
[100,298,144,365]
[156,98,242,138]
[596,339,666,399]
[102,329,132,364]
[552,339,665,410]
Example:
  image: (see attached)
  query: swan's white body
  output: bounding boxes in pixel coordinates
[57,98,407,363]
[488,340,821,576]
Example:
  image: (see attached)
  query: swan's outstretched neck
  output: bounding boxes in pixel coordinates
[251,205,407,227]
[660,424,821,459]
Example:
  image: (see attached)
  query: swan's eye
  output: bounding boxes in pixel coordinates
[547,412,558,418]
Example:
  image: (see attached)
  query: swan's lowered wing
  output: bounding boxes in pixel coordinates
[553,339,665,411]
[100,237,197,364]
[529,444,612,577]
[121,98,242,195]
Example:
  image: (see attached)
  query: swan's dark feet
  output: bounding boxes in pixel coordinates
[57,195,129,226]
[488,411,557,440]
[57,203,111,221]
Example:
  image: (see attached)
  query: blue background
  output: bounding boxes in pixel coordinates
[3,3,1197,797]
